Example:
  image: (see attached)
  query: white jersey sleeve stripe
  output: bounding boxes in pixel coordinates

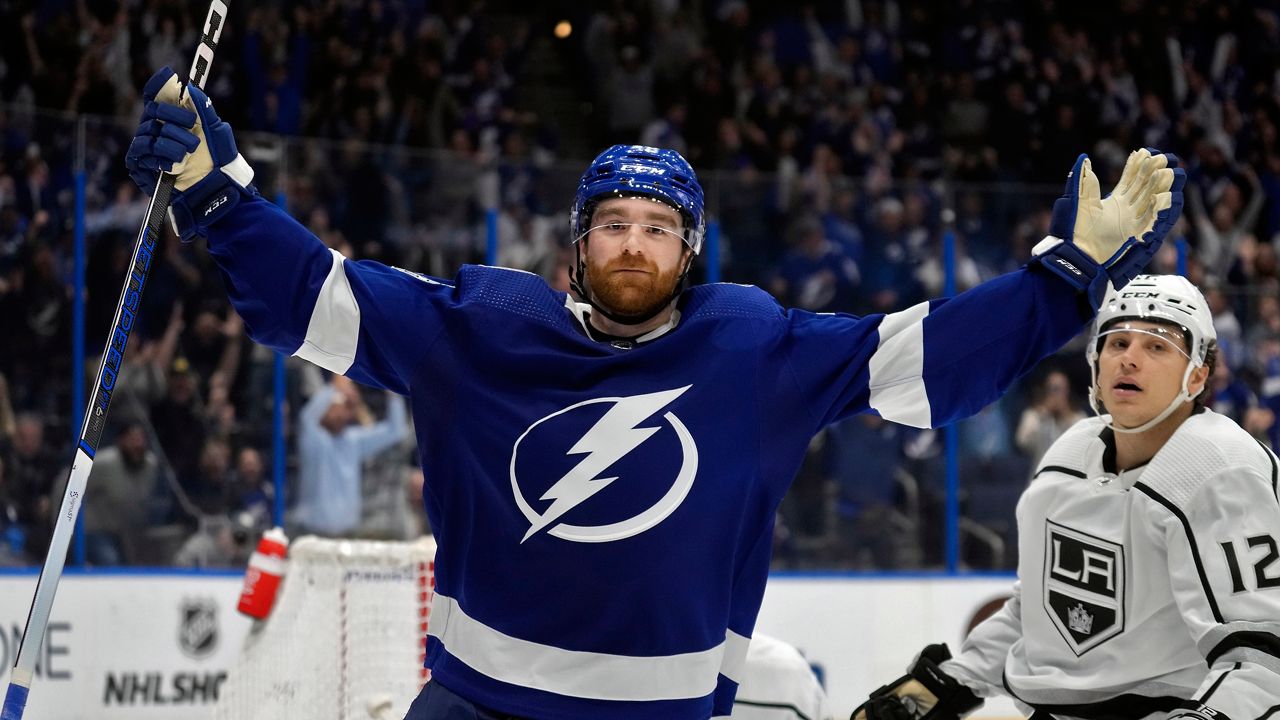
[1216,648,1280,676]
[294,248,360,375]
[428,592,729,701]
[719,630,750,684]
[1200,621,1280,660]
[868,301,931,427]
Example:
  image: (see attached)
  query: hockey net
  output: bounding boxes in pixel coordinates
[215,536,437,720]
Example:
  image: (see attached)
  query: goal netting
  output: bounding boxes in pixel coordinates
[215,536,437,720]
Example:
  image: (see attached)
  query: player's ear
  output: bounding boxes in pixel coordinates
[1188,364,1210,398]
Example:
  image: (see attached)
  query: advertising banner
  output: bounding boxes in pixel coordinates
[1,573,1021,718]
[1,574,250,718]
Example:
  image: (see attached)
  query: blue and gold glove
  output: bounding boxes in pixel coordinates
[124,66,256,241]
[1032,148,1186,308]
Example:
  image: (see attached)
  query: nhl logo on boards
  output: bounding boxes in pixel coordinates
[1043,521,1124,655]
[178,597,219,659]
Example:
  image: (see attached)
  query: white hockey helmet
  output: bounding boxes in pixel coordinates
[1086,274,1217,432]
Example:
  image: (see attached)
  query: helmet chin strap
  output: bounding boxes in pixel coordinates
[568,242,693,329]
[1090,361,1198,434]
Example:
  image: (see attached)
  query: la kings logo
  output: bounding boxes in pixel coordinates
[1044,521,1125,655]
[510,386,698,544]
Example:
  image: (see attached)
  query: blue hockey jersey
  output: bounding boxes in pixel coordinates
[206,196,1090,719]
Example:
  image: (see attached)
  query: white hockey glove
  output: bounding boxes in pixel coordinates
[124,66,256,241]
[851,644,982,720]
[1031,148,1186,309]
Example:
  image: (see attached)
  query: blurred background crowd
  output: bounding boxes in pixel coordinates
[1,0,1279,570]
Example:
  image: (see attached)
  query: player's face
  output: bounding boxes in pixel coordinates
[582,197,691,321]
[1095,320,1206,429]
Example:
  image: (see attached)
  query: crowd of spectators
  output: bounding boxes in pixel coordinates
[1,0,1280,569]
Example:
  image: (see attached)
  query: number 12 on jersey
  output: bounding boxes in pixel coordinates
[1221,535,1280,593]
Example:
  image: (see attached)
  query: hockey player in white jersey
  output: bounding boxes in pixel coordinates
[854,274,1280,720]
[124,63,1185,720]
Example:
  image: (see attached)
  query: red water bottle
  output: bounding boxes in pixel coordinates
[237,527,289,619]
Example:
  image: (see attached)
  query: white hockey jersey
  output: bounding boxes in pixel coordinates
[943,410,1280,720]
[732,633,832,720]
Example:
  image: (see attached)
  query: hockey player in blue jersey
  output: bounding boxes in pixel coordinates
[125,67,1185,720]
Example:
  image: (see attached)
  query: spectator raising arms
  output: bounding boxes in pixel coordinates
[293,374,409,537]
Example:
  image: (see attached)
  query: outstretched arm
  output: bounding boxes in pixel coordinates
[202,197,446,394]
[125,67,450,395]
[785,149,1186,431]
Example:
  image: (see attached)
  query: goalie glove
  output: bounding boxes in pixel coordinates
[851,644,982,720]
[1031,148,1186,309]
[124,66,256,241]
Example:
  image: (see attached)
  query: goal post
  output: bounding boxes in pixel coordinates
[215,535,437,720]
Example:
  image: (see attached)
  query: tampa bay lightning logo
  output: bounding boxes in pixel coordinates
[510,386,698,543]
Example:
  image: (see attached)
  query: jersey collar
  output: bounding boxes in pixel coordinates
[1098,405,1207,476]
[563,295,682,347]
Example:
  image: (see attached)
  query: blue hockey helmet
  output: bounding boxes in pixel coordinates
[570,145,706,254]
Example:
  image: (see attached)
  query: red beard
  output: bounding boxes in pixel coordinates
[584,253,684,321]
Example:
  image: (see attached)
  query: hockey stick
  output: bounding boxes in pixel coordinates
[1,3,228,717]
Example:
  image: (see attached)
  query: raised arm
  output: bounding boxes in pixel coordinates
[785,149,1185,431]
[124,67,449,395]
[299,383,338,433]
[349,392,409,460]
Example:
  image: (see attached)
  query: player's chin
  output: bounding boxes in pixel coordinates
[606,298,663,319]
[1110,408,1156,429]
[596,289,666,320]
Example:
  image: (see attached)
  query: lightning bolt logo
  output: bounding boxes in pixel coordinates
[514,386,694,543]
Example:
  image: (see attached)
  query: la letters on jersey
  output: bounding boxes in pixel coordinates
[1044,520,1126,655]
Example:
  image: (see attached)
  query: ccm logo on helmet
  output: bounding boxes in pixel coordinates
[618,163,666,176]
[1118,291,1161,298]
